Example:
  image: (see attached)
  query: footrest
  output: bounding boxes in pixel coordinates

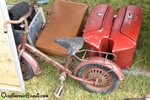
[54,85,64,99]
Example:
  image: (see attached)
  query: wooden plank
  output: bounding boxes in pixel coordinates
[0,0,25,92]
[0,84,20,91]
[0,7,20,87]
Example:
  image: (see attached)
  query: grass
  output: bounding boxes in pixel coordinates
[1,0,150,100]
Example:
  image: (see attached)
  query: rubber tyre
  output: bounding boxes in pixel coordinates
[76,64,120,93]
[20,57,34,81]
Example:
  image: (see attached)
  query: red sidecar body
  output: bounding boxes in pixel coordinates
[83,4,114,57]
[83,4,143,69]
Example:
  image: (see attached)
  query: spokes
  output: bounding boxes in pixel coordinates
[20,59,28,76]
[84,67,112,88]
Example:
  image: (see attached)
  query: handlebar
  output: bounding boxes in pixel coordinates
[3,1,36,33]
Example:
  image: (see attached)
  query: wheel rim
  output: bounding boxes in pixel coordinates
[20,59,29,77]
[82,67,113,90]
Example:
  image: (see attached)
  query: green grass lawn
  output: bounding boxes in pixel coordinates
[1,0,150,100]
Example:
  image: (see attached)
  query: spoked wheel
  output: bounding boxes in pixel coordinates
[20,57,34,81]
[76,64,120,93]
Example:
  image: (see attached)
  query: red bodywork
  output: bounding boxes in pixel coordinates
[83,5,143,69]
[83,4,114,56]
[110,5,143,69]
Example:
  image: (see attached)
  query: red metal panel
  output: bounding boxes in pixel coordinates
[110,6,142,69]
[83,4,114,56]
[84,4,108,33]
[110,32,137,69]
[83,4,142,69]
[121,5,143,42]
[110,6,126,32]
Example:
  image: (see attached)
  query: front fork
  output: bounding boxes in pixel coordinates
[17,25,41,75]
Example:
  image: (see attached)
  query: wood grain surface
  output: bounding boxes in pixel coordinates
[0,8,20,88]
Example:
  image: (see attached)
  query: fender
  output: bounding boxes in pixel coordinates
[73,57,124,81]
[21,51,41,75]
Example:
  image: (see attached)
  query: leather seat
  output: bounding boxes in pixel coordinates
[36,0,88,56]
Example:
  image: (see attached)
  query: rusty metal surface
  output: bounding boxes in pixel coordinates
[73,56,124,81]
[25,43,73,74]
[81,66,113,90]
[18,48,41,75]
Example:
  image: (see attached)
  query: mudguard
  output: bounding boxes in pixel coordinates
[83,4,114,56]
[73,57,124,81]
[110,5,142,69]
[21,51,41,75]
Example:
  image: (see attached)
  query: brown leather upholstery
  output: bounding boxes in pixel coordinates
[36,0,88,56]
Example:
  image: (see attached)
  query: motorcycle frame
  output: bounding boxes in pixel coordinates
[20,31,97,85]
